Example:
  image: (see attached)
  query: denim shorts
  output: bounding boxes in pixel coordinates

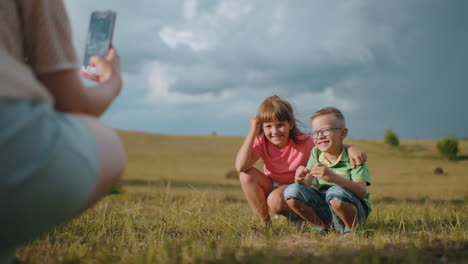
[284,184,369,231]
[0,100,100,254]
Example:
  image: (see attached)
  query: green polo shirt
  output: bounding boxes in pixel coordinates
[306,146,372,211]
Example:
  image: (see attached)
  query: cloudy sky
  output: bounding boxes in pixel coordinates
[65,0,468,139]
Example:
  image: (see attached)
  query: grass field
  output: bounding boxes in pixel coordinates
[18,131,468,263]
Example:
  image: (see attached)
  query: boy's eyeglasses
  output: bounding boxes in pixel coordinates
[309,127,343,139]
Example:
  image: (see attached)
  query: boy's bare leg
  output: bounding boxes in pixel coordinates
[286,199,329,229]
[329,199,358,229]
[239,168,274,224]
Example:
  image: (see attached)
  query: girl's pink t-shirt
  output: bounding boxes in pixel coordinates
[252,133,315,184]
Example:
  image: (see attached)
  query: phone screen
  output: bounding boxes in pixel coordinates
[82,10,116,73]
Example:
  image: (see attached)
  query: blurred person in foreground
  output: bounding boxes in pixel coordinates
[0,1,125,263]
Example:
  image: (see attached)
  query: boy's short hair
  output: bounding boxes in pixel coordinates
[309,107,346,127]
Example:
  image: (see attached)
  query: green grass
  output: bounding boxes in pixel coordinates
[17,131,468,263]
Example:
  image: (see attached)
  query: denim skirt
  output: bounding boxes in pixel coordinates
[0,100,100,254]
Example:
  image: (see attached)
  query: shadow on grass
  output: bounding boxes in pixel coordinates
[120,178,240,190]
[374,196,466,205]
[155,240,468,264]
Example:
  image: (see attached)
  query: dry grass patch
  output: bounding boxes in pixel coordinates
[16,132,468,263]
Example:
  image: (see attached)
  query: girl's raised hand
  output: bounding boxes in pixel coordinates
[249,117,260,132]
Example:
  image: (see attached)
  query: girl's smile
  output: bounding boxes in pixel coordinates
[262,120,292,148]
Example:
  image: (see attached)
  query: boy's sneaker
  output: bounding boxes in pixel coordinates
[309,226,329,236]
[343,228,365,235]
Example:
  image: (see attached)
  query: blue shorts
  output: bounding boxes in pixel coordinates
[284,184,370,232]
[0,100,100,254]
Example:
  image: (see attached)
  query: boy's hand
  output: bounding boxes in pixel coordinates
[295,166,310,184]
[310,163,336,183]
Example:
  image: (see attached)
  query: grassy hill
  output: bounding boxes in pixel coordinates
[19,131,467,263]
[118,130,468,201]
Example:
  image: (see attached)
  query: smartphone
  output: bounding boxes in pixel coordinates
[82,10,117,75]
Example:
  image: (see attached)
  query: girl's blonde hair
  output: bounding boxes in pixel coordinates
[256,95,305,144]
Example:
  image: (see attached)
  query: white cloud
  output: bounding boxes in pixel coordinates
[65,0,468,138]
[292,87,358,114]
[146,62,176,100]
[269,5,286,36]
[145,62,233,104]
[216,0,253,20]
[183,0,198,21]
[159,27,212,51]
[160,0,254,53]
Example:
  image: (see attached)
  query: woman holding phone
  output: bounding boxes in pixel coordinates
[0,1,125,262]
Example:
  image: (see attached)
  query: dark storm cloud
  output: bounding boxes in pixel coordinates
[66,0,468,138]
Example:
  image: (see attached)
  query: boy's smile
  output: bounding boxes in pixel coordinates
[311,114,347,155]
[316,139,331,147]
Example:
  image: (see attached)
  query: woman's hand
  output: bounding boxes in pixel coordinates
[39,47,122,117]
[80,47,121,84]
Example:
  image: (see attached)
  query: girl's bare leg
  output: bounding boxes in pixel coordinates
[267,185,294,217]
[239,167,274,223]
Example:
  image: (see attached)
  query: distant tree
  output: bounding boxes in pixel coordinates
[108,182,124,195]
[225,170,238,179]
[384,129,399,147]
[437,136,459,160]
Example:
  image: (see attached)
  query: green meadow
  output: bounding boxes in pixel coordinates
[18,131,468,263]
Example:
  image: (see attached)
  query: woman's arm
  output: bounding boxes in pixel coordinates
[38,48,122,117]
[235,117,260,172]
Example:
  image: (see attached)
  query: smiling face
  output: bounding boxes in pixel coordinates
[311,114,348,155]
[262,119,293,148]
